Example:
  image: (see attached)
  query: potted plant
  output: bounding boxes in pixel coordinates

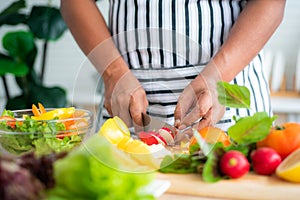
[0,0,68,110]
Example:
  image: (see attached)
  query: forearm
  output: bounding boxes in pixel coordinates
[60,0,129,81]
[202,0,286,82]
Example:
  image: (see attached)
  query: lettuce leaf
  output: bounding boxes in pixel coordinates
[0,134,33,154]
[32,135,82,156]
[47,134,155,200]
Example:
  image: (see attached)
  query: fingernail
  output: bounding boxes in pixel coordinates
[174,119,181,127]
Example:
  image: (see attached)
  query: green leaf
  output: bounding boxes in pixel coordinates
[0,0,25,16]
[28,84,67,108]
[5,95,28,110]
[0,13,27,26]
[32,135,82,156]
[2,31,35,62]
[189,142,200,155]
[0,57,29,76]
[159,154,197,174]
[47,135,155,200]
[0,133,33,155]
[0,0,27,26]
[227,112,277,145]
[202,143,225,183]
[217,81,250,109]
[27,6,67,40]
[224,144,250,157]
[5,84,67,110]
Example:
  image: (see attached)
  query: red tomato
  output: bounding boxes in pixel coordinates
[251,147,282,175]
[56,132,78,139]
[220,150,250,179]
[0,116,17,129]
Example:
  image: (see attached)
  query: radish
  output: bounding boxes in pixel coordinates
[251,147,282,175]
[158,127,175,145]
[220,150,250,179]
[139,131,167,146]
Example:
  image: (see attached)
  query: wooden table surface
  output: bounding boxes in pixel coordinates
[155,172,300,200]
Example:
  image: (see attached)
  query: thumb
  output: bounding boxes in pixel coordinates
[174,102,183,128]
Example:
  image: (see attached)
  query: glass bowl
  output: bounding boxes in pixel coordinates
[0,108,94,156]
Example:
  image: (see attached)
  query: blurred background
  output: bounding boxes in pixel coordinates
[0,0,299,124]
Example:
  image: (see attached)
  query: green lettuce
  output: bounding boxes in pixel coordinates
[0,133,82,156]
[32,135,82,156]
[47,134,155,200]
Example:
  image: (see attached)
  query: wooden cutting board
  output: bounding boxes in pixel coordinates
[156,172,300,200]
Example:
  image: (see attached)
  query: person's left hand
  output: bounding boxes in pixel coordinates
[174,72,225,136]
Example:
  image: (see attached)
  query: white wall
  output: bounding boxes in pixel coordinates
[0,0,300,112]
[265,0,300,90]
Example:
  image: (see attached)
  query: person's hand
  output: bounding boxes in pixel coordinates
[174,71,225,135]
[103,67,148,130]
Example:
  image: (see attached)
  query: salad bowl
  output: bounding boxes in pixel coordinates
[0,105,94,156]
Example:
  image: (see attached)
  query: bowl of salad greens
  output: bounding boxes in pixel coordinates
[0,103,94,156]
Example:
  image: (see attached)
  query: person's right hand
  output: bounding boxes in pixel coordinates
[103,66,148,130]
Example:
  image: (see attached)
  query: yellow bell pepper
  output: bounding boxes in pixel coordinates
[99,116,131,145]
[31,107,75,120]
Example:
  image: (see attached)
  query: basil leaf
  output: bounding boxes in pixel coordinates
[217,81,250,109]
[228,112,277,145]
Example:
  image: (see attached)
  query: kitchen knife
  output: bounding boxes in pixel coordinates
[141,113,176,133]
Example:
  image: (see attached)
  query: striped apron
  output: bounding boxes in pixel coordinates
[100,0,272,131]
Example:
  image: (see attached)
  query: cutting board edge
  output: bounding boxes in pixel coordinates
[156,172,300,200]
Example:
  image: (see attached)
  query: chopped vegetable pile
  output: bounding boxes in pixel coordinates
[0,103,91,156]
[159,81,279,182]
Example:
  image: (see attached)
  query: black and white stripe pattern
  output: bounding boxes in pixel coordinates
[101,0,271,130]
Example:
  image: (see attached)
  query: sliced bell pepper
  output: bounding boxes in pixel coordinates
[31,107,75,120]
[32,103,47,116]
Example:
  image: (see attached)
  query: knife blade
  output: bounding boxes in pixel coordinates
[141,113,176,133]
